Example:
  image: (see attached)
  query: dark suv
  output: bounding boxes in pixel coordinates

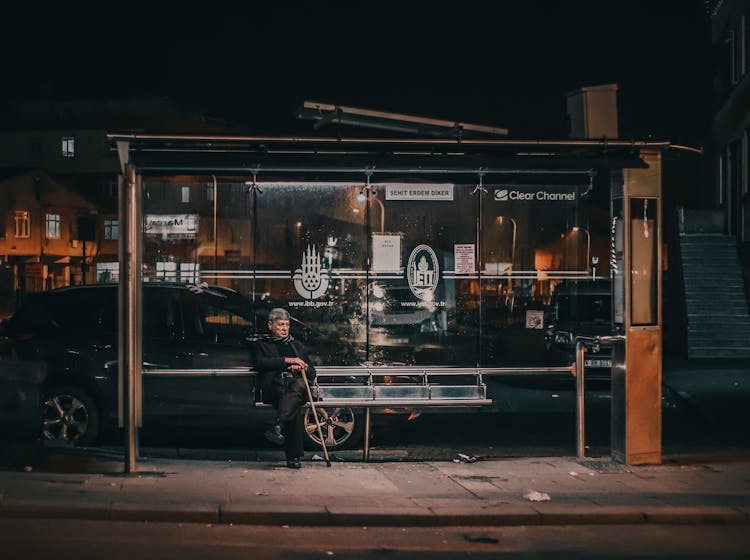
[0,284,361,449]
[544,280,614,380]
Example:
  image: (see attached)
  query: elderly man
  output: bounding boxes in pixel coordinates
[251,308,316,468]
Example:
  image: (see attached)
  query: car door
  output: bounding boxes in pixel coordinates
[177,289,257,426]
[140,287,197,423]
[144,288,254,426]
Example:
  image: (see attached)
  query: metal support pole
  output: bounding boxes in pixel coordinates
[119,163,142,473]
[212,175,218,270]
[363,408,371,462]
[575,339,586,460]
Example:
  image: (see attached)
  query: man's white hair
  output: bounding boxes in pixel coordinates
[268,308,290,322]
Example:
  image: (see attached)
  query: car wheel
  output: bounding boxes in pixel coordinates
[41,385,100,445]
[303,406,364,451]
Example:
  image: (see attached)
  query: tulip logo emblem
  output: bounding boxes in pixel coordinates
[293,245,330,300]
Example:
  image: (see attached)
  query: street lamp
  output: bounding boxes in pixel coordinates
[496,216,517,305]
[496,216,517,267]
[572,226,590,271]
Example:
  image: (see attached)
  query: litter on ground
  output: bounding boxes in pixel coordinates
[524,490,551,502]
[453,453,478,464]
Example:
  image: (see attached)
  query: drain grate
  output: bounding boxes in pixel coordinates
[577,460,630,474]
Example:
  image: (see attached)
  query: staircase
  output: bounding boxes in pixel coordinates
[679,234,750,359]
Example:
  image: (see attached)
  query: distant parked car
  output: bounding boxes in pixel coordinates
[0,284,363,450]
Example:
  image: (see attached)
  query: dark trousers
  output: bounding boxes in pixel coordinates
[277,375,308,460]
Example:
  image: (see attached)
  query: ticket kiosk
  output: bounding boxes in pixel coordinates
[610,149,662,465]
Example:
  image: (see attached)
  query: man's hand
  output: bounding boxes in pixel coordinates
[284,357,308,374]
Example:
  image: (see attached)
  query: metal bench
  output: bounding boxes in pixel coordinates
[307,366,572,460]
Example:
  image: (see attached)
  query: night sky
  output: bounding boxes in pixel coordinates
[2,1,713,144]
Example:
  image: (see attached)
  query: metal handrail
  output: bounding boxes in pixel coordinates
[143,365,573,377]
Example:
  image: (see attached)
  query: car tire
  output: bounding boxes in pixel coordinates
[303,406,365,451]
[41,385,100,445]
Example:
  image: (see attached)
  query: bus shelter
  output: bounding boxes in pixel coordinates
[111,134,664,470]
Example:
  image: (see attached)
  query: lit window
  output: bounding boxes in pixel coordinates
[181,186,190,203]
[45,214,61,239]
[156,261,178,282]
[62,137,75,157]
[180,262,200,284]
[104,219,119,240]
[96,262,119,284]
[14,211,30,238]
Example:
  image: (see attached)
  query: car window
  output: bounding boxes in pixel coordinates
[183,292,254,345]
[143,290,178,339]
[5,294,55,333]
[98,288,178,339]
[556,294,611,322]
[44,290,107,331]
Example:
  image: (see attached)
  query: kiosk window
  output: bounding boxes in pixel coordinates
[630,198,658,325]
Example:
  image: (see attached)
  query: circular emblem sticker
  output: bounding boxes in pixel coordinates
[407,244,439,301]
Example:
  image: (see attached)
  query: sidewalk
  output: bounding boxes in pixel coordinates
[1,442,749,527]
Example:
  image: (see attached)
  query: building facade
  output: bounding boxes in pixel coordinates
[710,0,750,274]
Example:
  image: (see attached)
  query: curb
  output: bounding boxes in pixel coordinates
[0,502,747,527]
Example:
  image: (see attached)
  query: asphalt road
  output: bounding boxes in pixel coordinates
[2,519,749,559]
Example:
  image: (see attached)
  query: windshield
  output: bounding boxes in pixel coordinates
[556,294,611,322]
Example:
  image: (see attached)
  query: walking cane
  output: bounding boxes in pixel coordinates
[300,371,331,467]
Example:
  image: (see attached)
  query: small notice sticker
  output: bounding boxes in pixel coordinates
[454,244,475,274]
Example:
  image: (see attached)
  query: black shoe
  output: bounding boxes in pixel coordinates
[286,458,302,469]
[264,425,285,446]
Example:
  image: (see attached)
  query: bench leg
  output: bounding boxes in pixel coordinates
[363,408,371,462]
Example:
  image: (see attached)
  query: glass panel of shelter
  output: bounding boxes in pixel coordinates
[253,182,367,366]
[479,183,598,366]
[139,178,605,369]
[367,182,479,367]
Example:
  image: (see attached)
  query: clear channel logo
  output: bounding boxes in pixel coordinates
[494,189,576,202]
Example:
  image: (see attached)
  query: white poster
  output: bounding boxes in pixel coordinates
[372,234,401,272]
[454,244,475,274]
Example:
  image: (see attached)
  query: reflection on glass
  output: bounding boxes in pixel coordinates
[630,198,658,325]
[572,226,590,271]
[135,180,613,367]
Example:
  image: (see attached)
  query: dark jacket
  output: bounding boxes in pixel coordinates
[250,336,316,403]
